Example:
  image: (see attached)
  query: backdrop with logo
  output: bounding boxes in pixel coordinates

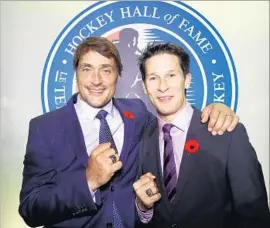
[0,1,269,227]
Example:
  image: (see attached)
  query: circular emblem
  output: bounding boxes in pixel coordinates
[42,1,238,114]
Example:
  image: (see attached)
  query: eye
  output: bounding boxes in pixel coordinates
[169,73,176,77]
[82,67,91,72]
[149,76,157,81]
[102,69,111,75]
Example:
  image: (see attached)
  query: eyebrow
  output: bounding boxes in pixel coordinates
[79,63,92,68]
[100,64,113,69]
[146,70,176,77]
[79,63,113,69]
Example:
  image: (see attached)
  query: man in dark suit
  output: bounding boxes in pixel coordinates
[19,37,240,228]
[134,42,270,228]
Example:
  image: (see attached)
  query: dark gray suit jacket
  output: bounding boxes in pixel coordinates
[137,108,270,228]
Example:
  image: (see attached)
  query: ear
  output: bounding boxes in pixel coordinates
[142,81,148,95]
[184,73,191,89]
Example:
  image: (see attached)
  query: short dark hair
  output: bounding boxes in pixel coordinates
[73,37,123,76]
[138,42,190,81]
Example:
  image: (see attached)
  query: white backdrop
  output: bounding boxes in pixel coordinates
[0,1,269,227]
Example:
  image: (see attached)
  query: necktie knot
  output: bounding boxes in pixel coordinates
[162,124,173,140]
[96,110,108,120]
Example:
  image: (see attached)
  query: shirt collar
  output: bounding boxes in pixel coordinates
[158,102,194,133]
[76,95,114,121]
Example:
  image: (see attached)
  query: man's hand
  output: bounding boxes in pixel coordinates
[86,142,122,191]
[201,103,239,135]
[133,173,161,212]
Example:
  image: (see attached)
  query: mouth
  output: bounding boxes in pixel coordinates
[87,88,106,95]
[157,96,173,102]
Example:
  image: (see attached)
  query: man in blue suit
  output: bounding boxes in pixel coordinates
[19,37,240,228]
[134,42,270,228]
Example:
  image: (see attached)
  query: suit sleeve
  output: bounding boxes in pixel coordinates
[19,119,98,227]
[227,123,270,227]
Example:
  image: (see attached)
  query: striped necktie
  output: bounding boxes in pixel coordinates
[162,123,177,202]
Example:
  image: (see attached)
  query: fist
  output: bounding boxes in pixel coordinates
[133,172,161,211]
[86,142,122,191]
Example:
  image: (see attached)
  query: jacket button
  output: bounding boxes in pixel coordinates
[172,224,178,228]
[106,222,113,228]
[111,186,115,191]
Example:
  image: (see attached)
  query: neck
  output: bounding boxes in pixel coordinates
[159,100,187,123]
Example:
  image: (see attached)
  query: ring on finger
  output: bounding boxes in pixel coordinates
[146,188,153,197]
[109,154,117,164]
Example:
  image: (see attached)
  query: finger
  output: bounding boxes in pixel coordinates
[108,154,119,165]
[228,114,239,131]
[92,142,111,156]
[95,149,117,165]
[146,186,159,196]
[217,115,233,135]
[207,109,220,132]
[138,180,157,194]
[212,111,226,135]
[142,172,156,180]
[97,149,119,165]
[111,160,123,173]
[102,148,118,157]
[201,105,212,123]
[133,176,156,191]
[136,185,159,205]
[149,193,161,202]
[144,193,162,206]
[133,177,153,191]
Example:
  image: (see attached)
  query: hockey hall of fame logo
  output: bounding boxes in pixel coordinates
[41,1,238,114]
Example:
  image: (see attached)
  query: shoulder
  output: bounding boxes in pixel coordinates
[29,105,67,129]
[228,122,252,147]
[114,98,150,119]
[114,98,146,109]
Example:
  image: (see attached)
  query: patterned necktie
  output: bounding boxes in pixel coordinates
[95,110,123,228]
[162,123,177,202]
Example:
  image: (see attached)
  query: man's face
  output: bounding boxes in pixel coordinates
[76,50,118,108]
[143,53,191,122]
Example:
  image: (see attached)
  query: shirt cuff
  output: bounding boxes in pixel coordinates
[135,198,153,224]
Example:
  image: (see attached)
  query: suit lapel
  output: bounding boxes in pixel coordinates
[172,108,203,211]
[62,94,88,167]
[113,99,135,166]
[146,119,172,218]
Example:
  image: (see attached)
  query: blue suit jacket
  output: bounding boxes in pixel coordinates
[19,94,153,228]
[138,108,270,228]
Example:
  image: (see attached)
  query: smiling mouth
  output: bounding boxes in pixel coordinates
[88,89,105,95]
[158,96,173,102]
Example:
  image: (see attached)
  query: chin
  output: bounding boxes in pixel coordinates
[90,102,107,108]
[90,98,111,108]
[158,108,177,117]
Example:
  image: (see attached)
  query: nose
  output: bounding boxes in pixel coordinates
[91,70,102,85]
[158,78,169,93]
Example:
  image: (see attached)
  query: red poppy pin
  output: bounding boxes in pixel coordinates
[184,139,200,153]
[123,111,135,120]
